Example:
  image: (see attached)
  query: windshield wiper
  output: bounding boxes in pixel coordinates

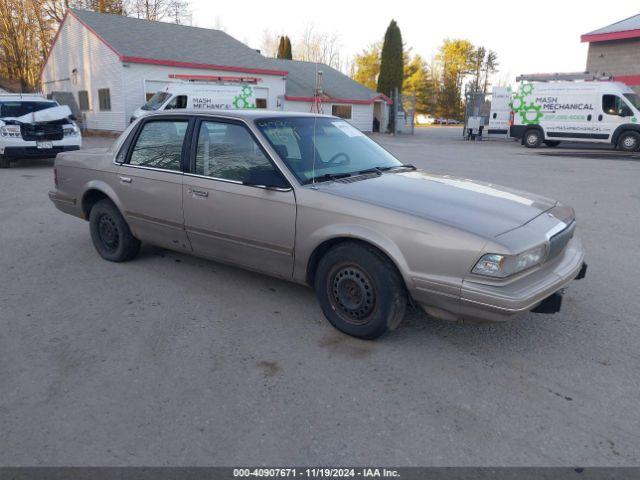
[302,172,352,185]
[376,164,417,172]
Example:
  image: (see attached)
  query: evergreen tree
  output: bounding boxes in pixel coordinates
[377,20,403,97]
[277,36,286,59]
[283,36,292,60]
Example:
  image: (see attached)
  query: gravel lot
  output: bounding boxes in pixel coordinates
[1,127,639,466]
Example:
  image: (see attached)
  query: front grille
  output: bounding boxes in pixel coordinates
[20,123,64,141]
[547,221,575,261]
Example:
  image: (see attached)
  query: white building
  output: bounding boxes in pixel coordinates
[41,9,390,132]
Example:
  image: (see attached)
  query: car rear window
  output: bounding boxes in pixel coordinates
[0,101,57,118]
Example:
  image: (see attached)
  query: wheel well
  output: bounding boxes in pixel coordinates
[81,189,111,219]
[305,237,406,290]
[611,125,640,145]
[522,126,543,143]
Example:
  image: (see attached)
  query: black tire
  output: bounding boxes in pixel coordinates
[617,131,640,152]
[89,199,140,262]
[0,156,10,168]
[524,129,543,148]
[314,242,407,340]
[544,140,561,147]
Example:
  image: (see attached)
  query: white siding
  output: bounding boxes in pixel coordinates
[122,64,287,123]
[283,100,374,132]
[41,14,126,131]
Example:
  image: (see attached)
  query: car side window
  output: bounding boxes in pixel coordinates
[165,95,188,110]
[602,95,632,117]
[195,121,276,181]
[129,120,188,171]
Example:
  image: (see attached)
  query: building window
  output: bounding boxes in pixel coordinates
[78,90,90,111]
[332,104,352,119]
[256,98,267,109]
[98,88,111,111]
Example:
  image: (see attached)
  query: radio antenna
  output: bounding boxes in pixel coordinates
[311,65,323,185]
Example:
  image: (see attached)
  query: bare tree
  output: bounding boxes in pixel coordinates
[295,24,342,70]
[260,29,280,58]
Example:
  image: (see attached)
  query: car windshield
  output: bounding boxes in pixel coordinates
[255,117,403,184]
[623,93,640,110]
[0,101,57,118]
[142,92,171,111]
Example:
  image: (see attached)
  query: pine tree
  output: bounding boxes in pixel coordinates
[283,36,292,60]
[277,36,286,59]
[377,20,403,97]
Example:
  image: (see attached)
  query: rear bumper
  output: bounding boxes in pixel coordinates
[1,145,80,159]
[48,189,81,217]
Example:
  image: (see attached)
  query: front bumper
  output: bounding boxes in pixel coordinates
[414,235,586,323]
[458,236,585,321]
[1,145,80,159]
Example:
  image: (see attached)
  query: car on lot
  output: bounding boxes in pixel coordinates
[49,110,587,339]
[0,94,81,168]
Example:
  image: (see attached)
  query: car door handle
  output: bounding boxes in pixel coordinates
[598,114,603,121]
[190,189,208,197]
[119,176,132,183]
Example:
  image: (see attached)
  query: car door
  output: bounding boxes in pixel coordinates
[115,116,192,251]
[599,94,632,142]
[182,117,296,279]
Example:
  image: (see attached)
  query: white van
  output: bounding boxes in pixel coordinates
[509,81,640,151]
[0,94,81,168]
[130,83,269,123]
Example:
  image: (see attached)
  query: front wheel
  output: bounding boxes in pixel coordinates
[314,242,407,339]
[89,199,140,262]
[524,129,543,148]
[617,131,640,152]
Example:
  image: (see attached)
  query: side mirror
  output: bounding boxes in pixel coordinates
[69,114,77,121]
[243,168,289,190]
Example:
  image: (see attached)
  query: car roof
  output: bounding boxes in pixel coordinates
[142,109,337,121]
[0,94,50,101]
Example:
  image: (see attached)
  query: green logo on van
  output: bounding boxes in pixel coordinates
[232,86,256,109]
[632,117,638,123]
[511,83,543,125]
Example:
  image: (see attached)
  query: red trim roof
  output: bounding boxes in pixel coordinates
[613,74,640,86]
[285,94,392,105]
[581,29,640,43]
[41,9,289,80]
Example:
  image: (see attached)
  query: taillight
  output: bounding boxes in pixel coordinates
[53,167,58,187]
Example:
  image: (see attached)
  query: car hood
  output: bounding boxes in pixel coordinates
[314,170,557,237]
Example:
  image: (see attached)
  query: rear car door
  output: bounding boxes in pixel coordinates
[115,116,192,251]
[182,117,296,279]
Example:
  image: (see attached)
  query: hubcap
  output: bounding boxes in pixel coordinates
[527,133,538,145]
[98,214,119,252]
[329,265,375,325]
[623,136,636,149]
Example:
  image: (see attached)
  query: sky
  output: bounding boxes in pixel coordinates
[190,0,640,86]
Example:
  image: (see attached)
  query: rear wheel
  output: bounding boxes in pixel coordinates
[314,242,407,340]
[617,131,640,152]
[89,199,140,262]
[524,129,543,148]
[544,140,561,147]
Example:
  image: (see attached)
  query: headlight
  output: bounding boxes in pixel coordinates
[63,124,80,137]
[472,244,547,278]
[1,125,21,137]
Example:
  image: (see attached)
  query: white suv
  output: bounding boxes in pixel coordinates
[0,94,81,168]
